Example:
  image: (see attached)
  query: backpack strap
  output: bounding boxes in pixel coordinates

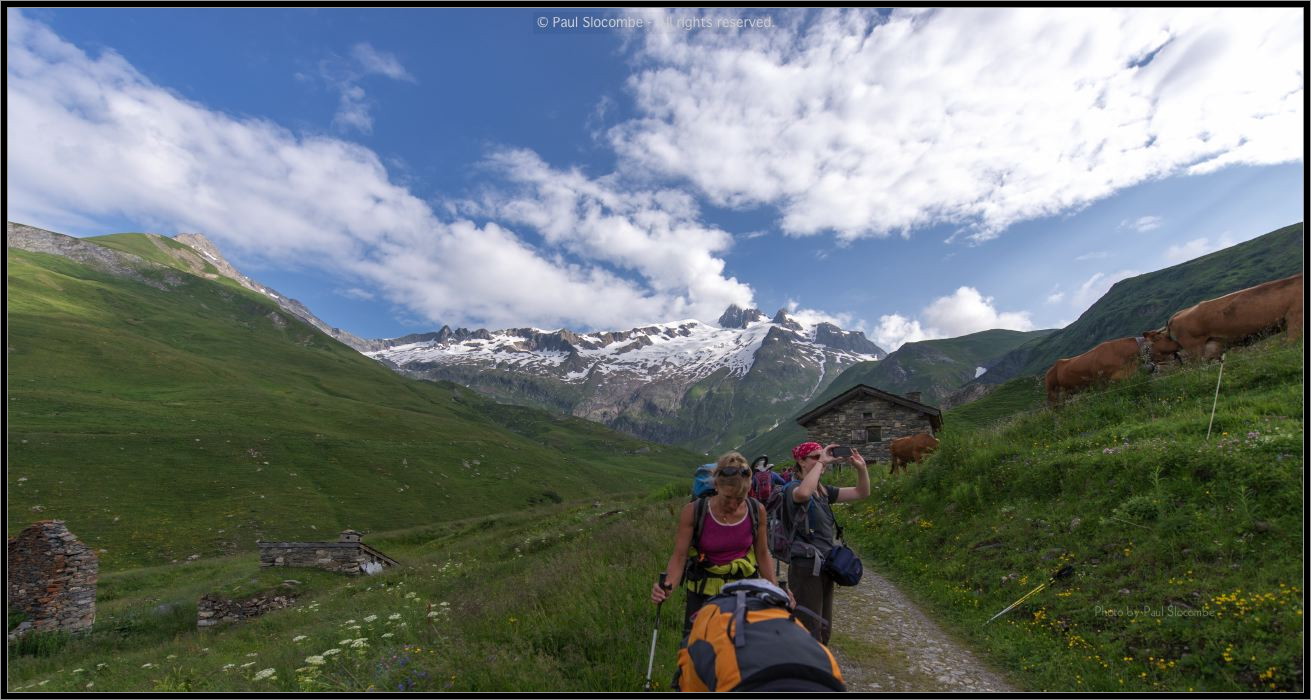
[691,495,709,553]
[733,589,748,648]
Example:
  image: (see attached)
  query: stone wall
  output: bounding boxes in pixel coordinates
[257,531,397,575]
[6,521,98,638]
[197,592,297,629]
[801,396,936,463]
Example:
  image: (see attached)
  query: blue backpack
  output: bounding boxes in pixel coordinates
[692,463,717,499]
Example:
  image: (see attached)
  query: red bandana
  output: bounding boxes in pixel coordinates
[792,442,822,462]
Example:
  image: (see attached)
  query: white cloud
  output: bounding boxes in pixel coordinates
[611,8,1303,241]
[871,314,932,352]
[315,42,415,134]
[1162,234,1238,265]
[871,287,1034,351]
[459,148,755,323]
[1075,251,1110,261]
[1120,216,1163,233]
[4,13,750,333]
[1046,291,1066,304]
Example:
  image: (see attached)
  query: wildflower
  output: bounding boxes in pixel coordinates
[222,663,235,670]
[253,668,277,681]
[322,648,342,657]
[240,661,256,669]
[350,638,369,648]
[364,614,378,622]
[166,654,177,659]
[72,668,85,674]
[293,635,308,642]
[86,683,94,689]
[142,663,155,668]
[381,633,394,638]
[341,638,354,645]
[305,655,326,666]
[96,664,108,669]
[246,652,258,657]
[389,613,403,621]
[427,611,441,618]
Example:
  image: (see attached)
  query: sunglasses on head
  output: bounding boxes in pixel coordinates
[717,467,751,478]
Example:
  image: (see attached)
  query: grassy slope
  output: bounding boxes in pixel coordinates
[5,494,696,692]
[6,245,695,570]
[737,329,1050,462]
[983,222,1304,382]
[837,336,1304,691]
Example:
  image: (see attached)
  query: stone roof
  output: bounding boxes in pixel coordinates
[795,384,943,433]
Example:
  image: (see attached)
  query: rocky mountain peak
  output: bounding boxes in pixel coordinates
[718,304,766,329]
[771,308,804,331]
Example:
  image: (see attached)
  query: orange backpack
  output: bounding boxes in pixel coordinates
[674,580,845,692]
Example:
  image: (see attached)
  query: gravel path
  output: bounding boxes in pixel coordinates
[812,566,1017,692]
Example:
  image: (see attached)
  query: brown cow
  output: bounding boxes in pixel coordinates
[1142,273,1303,362]
[1045,336,1155,406]
[889,433,939,475]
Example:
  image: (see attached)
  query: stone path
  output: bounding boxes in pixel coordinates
[814,566,1017,692]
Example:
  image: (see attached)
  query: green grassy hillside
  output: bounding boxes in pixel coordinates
[736,329,1051,463]
[6,243,695,571]
[5,494,695,692]
[982,222,1304,383]
[838,335,1304,691]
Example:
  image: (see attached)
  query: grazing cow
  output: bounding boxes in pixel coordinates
[1142,274,1304,362]
[1045,336,1154,406]
[889,433,939,475]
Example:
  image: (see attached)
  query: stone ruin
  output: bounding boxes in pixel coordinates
[256,529,398,575]
[197,589,298,629]
[6,520,98,639]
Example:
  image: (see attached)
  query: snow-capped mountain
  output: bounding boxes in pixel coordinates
[366,306,885,452]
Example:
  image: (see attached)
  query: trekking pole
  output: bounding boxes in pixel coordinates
[984,565,1074,625]
[644,573,672,691]
[1206,353,1226,440]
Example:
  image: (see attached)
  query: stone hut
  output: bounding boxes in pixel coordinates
[796,385,943,463]
[256,530,398,575]
[6,520,98,637]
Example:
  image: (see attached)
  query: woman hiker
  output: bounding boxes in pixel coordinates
[650,451,791,638]
[782,441,871,644]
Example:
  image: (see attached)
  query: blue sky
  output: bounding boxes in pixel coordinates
[6,7,1305,349]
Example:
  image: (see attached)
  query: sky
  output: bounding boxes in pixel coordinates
[6,7,1305,350]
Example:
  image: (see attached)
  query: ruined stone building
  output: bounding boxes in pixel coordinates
[7,520,98,637]
[257,529,398,575]
[796,384,943,463]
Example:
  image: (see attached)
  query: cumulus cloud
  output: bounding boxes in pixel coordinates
[4,12,750,333]
[870,287,1034,351]
[1162,233,1238,265]
[611,7,1303,241]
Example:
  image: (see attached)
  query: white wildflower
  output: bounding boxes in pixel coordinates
[292,635,307,642]
[305,655,326,666]
[246,652,258,657]
[381,633,394,638]
[363,614,377,622]
[72,668,85,674]
[141,663,154,668]
[388,613,402,620]
[253,668,276,681]
[322,648,342,657]
[240,661,256,668]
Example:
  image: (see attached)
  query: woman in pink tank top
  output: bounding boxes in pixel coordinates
[650,451,792,638]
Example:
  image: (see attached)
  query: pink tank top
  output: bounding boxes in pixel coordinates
[699,505,754,565]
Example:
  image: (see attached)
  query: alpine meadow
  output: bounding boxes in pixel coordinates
[5,6,1307,695]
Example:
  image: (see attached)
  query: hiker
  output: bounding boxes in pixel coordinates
[782,441,871,643]
[748,456,785,502]
[651,451,791,637]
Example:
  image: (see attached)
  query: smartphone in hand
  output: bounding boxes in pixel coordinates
[830,445,853,458]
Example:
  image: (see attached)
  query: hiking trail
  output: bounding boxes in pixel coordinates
[820,567,1017,692]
